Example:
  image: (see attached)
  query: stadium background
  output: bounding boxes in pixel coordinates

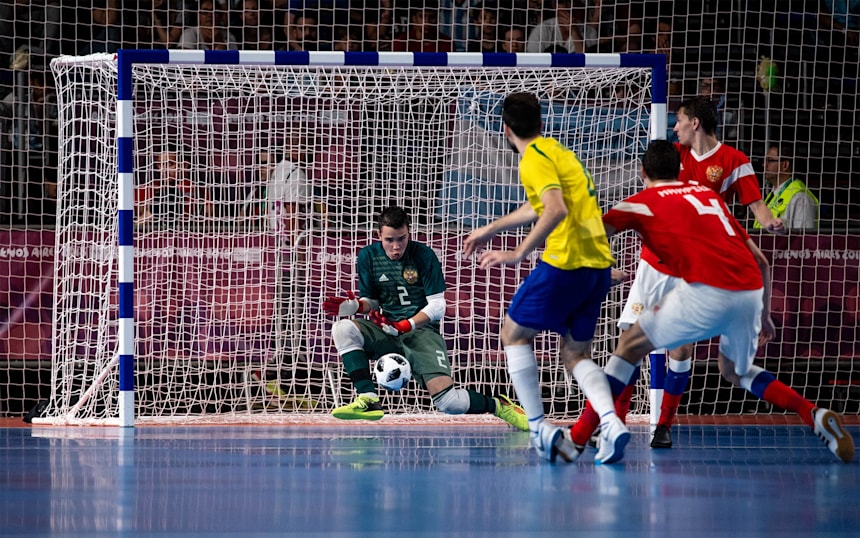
[0,0,858,417]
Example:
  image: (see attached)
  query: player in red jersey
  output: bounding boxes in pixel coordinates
[582,96,787,451]
[567,140,854,464]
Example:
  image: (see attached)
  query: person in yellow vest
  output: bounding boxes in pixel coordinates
[755,143,819,231]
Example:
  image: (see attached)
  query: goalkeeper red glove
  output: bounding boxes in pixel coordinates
[322,291,362,317]
[369,311,414,336]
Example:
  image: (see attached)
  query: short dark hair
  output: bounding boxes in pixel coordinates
[641,140,680,181]
[677,95,719,136]
[378,205,409,230]
[772,143,794,166]
[502,92,541,138]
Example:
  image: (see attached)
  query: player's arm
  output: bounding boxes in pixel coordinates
[745,236,776,345]
[511,187,565,260]
[748,199,785,235]
[463,201,537,256]
[372,292,446,336]
[477,188,564,268]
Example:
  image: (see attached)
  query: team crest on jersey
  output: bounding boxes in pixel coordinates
[631,302,644,316]
[706,166,723,183]
[402,267,419,285]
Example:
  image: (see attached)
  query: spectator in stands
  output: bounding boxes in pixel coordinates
[526,0,601,53]
[279,10,319,51]
[0,70,58,223]
[467,3,500,52]
[78,0,129,55]
[646,16,682,96]
[754,143,819,231]
[362,0,395,51]
[699,76,741,141]
[613,18,643,53]
[521,0,552,28]
[256,12,277,50]
[178,0,239,50]
[0,0,62,63]
[501,25,527,53]
[439,0,480,52]
[137,145,203,225]
[242,132,310,238]
[333,26,363,52]
[231,0,268,49]
[393,4,455,53]
[143,0,185,49]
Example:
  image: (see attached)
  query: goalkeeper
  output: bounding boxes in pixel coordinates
[323,205,528,431]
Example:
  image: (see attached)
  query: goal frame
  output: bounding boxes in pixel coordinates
[88,50,667,427]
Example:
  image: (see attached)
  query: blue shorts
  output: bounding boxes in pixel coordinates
[507,261,611,341]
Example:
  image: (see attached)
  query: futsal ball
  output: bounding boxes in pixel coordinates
[374,353,412,391]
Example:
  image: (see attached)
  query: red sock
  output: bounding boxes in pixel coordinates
[570,401,601,446]
[762,380,815,428]
[615,384,635,422]
[658,392,683,428]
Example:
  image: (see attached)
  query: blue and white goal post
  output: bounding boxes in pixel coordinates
[45,51,665,427]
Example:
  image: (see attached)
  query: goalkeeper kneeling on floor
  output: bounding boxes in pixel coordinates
[322,205,528,430]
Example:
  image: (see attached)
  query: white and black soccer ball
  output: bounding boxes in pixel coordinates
[374,353,412,391]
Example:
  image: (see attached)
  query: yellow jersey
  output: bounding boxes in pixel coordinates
[519,137,614,270]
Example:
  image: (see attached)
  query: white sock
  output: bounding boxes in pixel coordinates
[604,355,638,387]
[572,359,616,422]
[505,344,543,432]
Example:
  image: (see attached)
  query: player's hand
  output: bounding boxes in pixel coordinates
[322,291,361,317]
[463,226,496,257]
[477,249,522,269]
[610,268,630,286]
[758,316,776,347]
[369,311,413,336]
[766,218,786,235]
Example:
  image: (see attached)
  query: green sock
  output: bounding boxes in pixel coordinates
[466,389,495,414]
[342,350,376,395]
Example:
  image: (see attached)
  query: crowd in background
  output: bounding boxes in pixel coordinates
[0,1,857,228]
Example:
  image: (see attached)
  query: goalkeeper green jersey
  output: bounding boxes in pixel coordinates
[357,240,445,327]
[519,136,614,271]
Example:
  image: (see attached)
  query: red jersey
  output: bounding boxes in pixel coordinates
[675,142,762,205]
[604,182,763,291]
[640,142,763,275]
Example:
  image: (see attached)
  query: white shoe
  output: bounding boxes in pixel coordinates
[813,408,855,463]
[595,414,630,465]
[531,422,582,463]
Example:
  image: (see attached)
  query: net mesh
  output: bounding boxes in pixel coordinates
[3,1,858,422]
[44,54,652,424]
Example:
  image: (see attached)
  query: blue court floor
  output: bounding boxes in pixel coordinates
[1,423,858,537]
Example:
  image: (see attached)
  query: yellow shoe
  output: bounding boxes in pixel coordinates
[494,395,529,431]
[332,394,384,421]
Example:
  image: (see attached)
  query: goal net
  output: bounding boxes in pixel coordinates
[41,51,662,425]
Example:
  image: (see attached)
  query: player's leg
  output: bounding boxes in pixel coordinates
[330,318,398,420]
[651,342,694,448]
[586,281,717,449]
[615,260,681,437]
[558,266,635,464]
[502,263,608,462]
[404,329,528,431]
[716,289,855,463]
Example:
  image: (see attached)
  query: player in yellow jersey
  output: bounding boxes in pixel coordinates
[463,92,628,464]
